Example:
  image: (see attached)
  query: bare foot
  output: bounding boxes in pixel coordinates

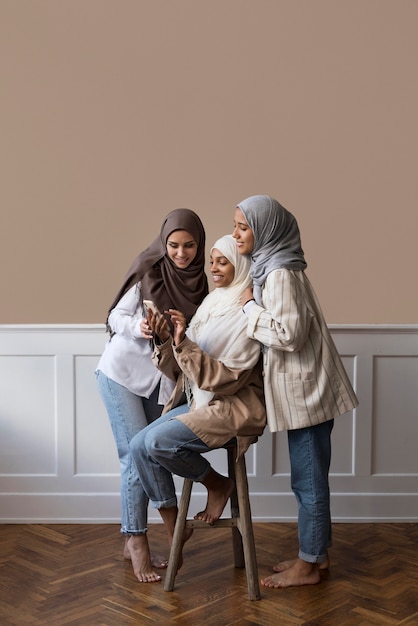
[125,535,162,583]
[123,538,168,569]
[171,527,194,571]
[273,554,330,573]
[158,506,194,571]
[151,553,168,569]
[261,558,321,588]
[194,469,235,525]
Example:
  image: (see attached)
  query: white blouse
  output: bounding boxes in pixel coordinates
[96,284,175,404]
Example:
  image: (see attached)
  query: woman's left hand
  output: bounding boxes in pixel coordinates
[140,317,153,339]
[148,309,171,342]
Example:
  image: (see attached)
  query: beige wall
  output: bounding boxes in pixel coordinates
[1,0,417,324]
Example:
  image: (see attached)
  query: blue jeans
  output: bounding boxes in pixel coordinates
[288,419,334,563]
[96,370,163,535]
[130,404,228,509]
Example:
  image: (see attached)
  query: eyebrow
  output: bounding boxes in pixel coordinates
[210,254,229,261]
[167,239,196,245]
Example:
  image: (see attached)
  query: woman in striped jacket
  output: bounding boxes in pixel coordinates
[233,194,358,589]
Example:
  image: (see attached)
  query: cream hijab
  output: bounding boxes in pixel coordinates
[186,234,261,408]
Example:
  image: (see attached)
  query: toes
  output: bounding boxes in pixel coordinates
[151,553,168,569]
[137,573,161,583]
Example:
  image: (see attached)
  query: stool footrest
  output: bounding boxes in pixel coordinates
[185,518,239,529]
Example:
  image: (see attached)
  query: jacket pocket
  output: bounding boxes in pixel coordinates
[276,372,320,427]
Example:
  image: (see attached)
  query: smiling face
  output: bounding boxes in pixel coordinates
[166,230,198,269]
[232,207,255,255]
[209,248,235,288]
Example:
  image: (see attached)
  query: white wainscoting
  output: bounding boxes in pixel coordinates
[0,324,417,523]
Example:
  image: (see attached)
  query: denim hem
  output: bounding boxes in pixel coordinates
[151,496,178,510]
[120,527,148,536]
[298,549,328,564]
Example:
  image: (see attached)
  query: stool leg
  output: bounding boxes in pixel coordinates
[227,447,245,568]
[235,454,261,601]
[164,478,193,592]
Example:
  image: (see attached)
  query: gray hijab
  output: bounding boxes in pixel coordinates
[237,195,307,305]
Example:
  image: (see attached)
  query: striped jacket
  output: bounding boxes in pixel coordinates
[246,269,358,432]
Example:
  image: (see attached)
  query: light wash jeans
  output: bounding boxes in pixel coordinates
[96,370,163,535]
[288,419,334,564]
[130,404,233,509]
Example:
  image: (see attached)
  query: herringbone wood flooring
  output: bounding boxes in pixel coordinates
[0,523,417,625]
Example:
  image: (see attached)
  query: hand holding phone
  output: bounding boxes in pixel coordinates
[143,300,160,316]
[143,300,170,342]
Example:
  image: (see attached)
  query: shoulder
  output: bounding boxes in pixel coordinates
[266,269,309,285]
[263,271,313,309]
[112,282,142,310]
[264,268,298,289]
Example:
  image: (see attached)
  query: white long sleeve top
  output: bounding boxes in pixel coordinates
[96,283,175,404]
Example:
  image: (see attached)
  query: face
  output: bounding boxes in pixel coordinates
[232,207,255,255]
[209,248,235,288]
[166,230,198,269]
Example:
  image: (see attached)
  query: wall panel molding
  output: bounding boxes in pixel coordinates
[1,324,417,523]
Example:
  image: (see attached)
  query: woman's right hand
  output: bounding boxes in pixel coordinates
[166,309,186,346]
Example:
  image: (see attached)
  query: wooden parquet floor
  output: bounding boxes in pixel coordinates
[0,522,417,626]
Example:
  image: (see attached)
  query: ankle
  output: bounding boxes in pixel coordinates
[202,469,229,491]
[128,534,147,548]
[297,558,318,572]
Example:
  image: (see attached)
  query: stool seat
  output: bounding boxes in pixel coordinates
[164,443,261,601]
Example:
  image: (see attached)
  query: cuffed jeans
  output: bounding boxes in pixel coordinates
[130,404,230,510]
[288,419,334,563]
[96,370,163,535]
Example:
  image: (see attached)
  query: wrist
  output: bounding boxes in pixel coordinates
[155,332,170,345]
[243,298,256,315]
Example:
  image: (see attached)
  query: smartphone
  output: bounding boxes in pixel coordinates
[143,300,160,316]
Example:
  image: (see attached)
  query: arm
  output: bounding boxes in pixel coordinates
[172,335,255,396]
[107,284,145,339]
[151,337,181,382]
[152,308,259,394]
[246,270,313,352]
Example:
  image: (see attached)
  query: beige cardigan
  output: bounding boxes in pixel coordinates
[246,269,359,432]
[152,336,266,457]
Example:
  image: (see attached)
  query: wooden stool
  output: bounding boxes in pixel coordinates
[163,443,261,600]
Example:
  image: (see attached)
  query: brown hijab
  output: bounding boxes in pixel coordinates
[106,209,208,332]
